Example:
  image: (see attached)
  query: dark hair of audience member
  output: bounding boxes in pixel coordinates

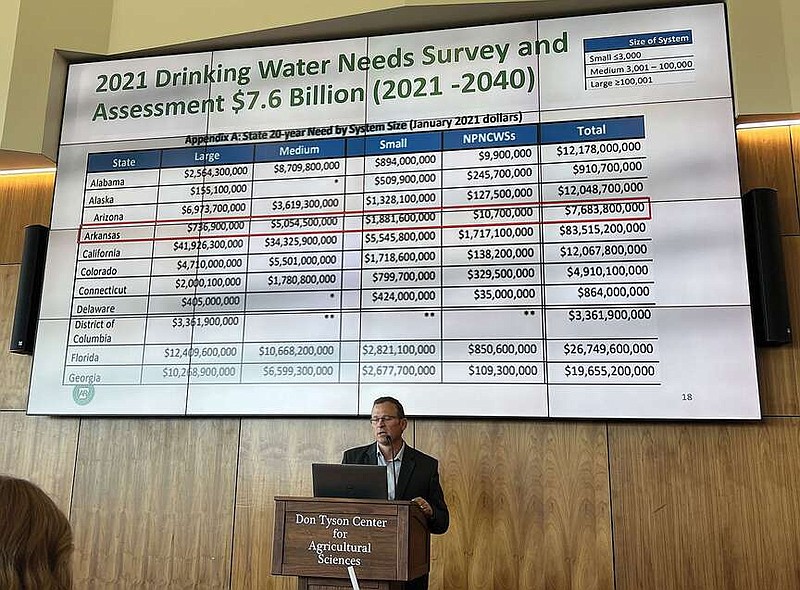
[0,475,73,590]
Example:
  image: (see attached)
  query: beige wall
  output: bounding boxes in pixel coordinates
[0,0,22,145]
[727,0,792,114]
[0,0,112,163]
[107,0,404,53]
[780,0,800,110]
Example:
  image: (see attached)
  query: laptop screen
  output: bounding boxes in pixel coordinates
[312,463,388,500]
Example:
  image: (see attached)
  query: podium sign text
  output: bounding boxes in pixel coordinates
[273,497,429,581]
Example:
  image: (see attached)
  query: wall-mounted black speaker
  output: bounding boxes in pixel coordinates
[742,188,792,346]
[9,225,49,355]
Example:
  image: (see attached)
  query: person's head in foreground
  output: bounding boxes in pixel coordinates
[0,475,73,590]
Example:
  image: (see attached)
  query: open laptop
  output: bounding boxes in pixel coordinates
[312,463,388,500]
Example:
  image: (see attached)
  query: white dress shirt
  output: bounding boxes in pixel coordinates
[376,442,405,500]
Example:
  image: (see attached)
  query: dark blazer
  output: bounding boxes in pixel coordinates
[342,443,449,535]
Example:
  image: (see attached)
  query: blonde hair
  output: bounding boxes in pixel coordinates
[0,475,73,590]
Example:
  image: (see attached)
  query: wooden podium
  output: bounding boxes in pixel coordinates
[272,496,430,590]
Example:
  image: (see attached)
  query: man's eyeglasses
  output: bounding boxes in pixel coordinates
[369,415,398,424]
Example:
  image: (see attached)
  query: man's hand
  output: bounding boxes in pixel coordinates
[412,496,433,518]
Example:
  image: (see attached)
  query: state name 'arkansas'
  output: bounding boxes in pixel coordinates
[82,230,121,241]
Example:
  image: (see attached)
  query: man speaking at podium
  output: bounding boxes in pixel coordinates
[342,396,449,590]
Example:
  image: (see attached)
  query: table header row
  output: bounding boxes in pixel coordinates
[87,116,644,172]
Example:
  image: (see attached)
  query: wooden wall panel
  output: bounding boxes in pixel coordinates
[0,173,54,263]
[610,420,800,590]
[231,418,372,590]
[70,419,239,589]
[791,126,800,214]
[737,127,799,233]
[0,264,31,409]
[417,421,612,590]
[736,125,800,415]
[757,237,800,415]
[0,410,78,514]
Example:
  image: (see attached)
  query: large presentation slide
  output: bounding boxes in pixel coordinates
[29,3,759,418]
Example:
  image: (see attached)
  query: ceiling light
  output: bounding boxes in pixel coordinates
[736,118,800,129]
